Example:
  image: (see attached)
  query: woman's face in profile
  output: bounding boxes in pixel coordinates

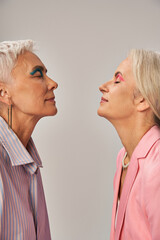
[9,51,58,121]
[98,57,137,122]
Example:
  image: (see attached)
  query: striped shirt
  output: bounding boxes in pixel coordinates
[0,117,51,240]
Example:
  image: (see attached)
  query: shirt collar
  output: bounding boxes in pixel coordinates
[0,117,42,172]
[133,125,160,159]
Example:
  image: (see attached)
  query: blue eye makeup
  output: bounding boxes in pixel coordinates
[30,67,43,77]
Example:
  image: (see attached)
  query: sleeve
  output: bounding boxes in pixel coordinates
[143,147,160,240]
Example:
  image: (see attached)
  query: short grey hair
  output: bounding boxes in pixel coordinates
[128,49,160,125]
[0,39,35,82]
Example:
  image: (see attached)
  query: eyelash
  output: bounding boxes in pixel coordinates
[114,77,120,84]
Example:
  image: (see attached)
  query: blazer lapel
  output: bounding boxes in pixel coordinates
[115,153,139,240]
[110,160,123,240]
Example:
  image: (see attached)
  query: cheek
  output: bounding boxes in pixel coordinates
[29,85,46,101]
[112,86,133,102]
[11,82,47,107]
[107,89,135,113]
[112,94,133,109]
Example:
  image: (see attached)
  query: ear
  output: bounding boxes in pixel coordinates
[0,84,11,106]
[135,95,150,112]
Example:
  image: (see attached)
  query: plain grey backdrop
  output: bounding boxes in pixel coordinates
[1,0,160,239]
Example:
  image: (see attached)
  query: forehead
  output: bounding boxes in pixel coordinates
[12,51,45,75]
[115,57,133,79]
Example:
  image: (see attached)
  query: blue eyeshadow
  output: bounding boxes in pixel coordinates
[30,68,43,77]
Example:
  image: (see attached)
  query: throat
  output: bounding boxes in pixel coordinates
[11,118,37,147]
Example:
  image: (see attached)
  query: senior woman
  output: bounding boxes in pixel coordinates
[98,49,160,240]
[0,40,58,239]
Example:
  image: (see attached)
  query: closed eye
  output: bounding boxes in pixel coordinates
[30,68,44,78]
[114,73,125,84]
[35,73,43,78]
[114,80,120,84]
[114,75,121,84]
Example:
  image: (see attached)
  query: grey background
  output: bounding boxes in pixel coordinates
[1,0,160,239]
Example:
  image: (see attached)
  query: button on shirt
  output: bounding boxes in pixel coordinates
[0,117,51,240]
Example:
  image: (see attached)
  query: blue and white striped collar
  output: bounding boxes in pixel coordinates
[0,117,42,173]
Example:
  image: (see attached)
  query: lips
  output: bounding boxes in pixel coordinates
[45,96,56,104]
[45,96,55,101]
[100,97,108,103]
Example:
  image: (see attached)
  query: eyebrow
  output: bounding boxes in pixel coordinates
[114,71,125,81]
[114,71,123,78]
[30,65,47,76]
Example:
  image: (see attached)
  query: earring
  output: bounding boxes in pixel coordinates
[8,104,12,129]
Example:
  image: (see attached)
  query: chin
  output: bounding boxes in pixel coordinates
[43,107,58,117]
[97,108,111,121]
[53,108,58,116]
[50,107,58,116]
[97,107,105,117]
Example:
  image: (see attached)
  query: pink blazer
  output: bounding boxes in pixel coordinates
[110,125,160,240]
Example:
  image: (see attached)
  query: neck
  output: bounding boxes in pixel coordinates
[2,111,40,147]
[111,116,155,160]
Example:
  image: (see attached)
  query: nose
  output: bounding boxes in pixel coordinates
[47,76,58,91]
[99,81,109,93]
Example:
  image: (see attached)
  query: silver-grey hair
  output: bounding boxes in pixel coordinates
[0,39,35,82]
[128,49,160,126]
